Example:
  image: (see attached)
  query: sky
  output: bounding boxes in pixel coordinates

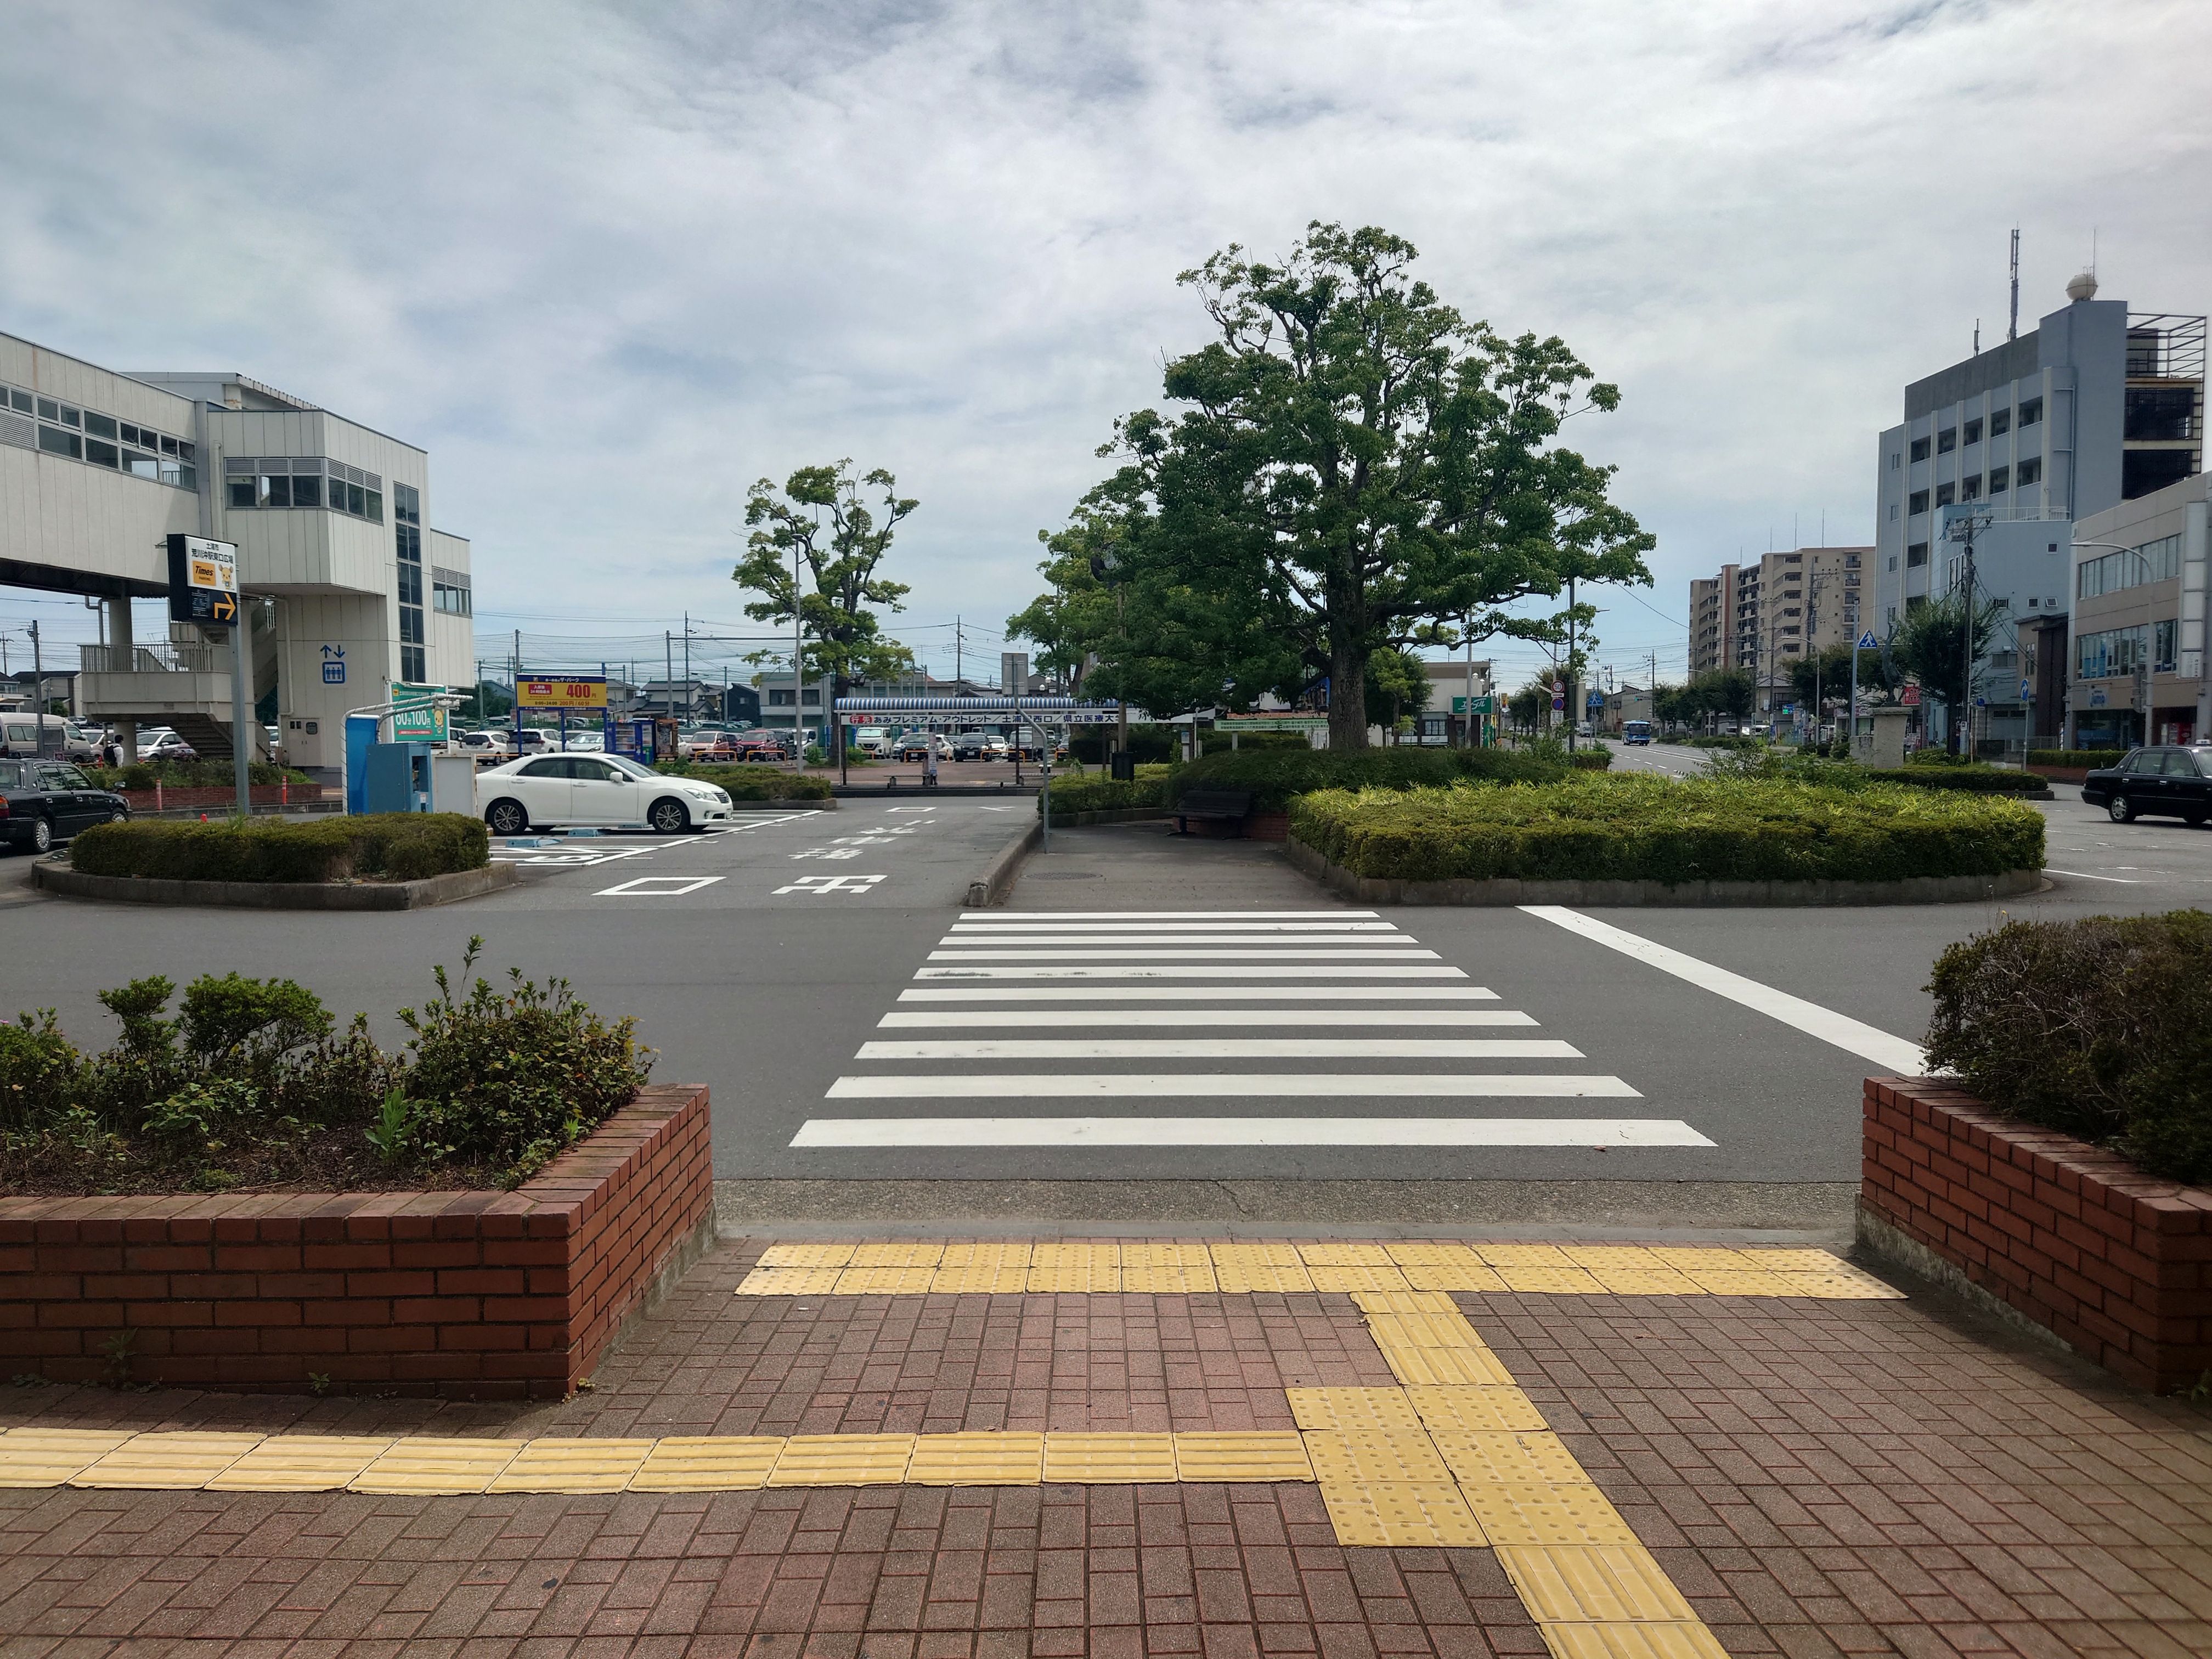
[3,0,2209,695]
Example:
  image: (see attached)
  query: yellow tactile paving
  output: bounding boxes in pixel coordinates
[1406,1385,1552,1434]
[1322,1479,1489,1547]
[834,1265,943,1295]
[0,1428,135,1487]
[1042,1433,1180,1484]
[737,1265,846,1295]
[1362,1307,1485,1348]
[1172,1431,1313,1483]
[1461,1482,1640,1546]
[1304,1426,1457,1485]
[1495,1544,1699,1623]
[847,1241,945,1267]
[768,1434,916,1486]
[1429,1430,1594,1488]
[1677,1269,1798,1296]
[1285,1386,1426,1432]
[907,1432,1046,1485]
[1496,1266,1608,1296]
[1534,1621,1734,1659]
[488,1438,655,1493]
[1579,1267,1704,1296]
[756,1242,859,1268]
[1120,1242,1218,1294]
[1473,1243,1578,1268]
[1296,1241,1397,1266]
[206,1436,394,1492]
[1349,1289,1463,1315]
[932,1241,1035,1294]
[1368,1331,1519,1386]
[350,1437,524,1494]
[1731,1247,1841,1271]
[1028,1241,1122,1292]
[628,1436,785,1491]
[72,1432,263,1489]
[1306,1263,1414,1293]
[1209,1242,1316,1294]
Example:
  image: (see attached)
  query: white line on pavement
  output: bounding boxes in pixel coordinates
[925,948,1444,962]
[896,985,1499,1000]
[955,910,1376,919]
[875,1009,1536,1027]
[933,936,1430,950]
[826,1073,1639,1098]
[2046,868,2145,883]
[851,1038,1583,1060]
[792,1116,1706,1147]
[913,966,1469,979]
[1519,905,1926,1073]
[947,921,1402,932]
[594,874,726,897]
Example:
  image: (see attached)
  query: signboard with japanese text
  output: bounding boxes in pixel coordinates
[389,683,449,742]
[165,533,240,626]
[517,673,608,709]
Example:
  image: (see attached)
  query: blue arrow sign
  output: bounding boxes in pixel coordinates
[1855,631,1880,650]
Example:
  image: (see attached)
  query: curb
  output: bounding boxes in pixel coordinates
[1284,833,2045,907]
[964,821,1042,907]
[33,860,519,910]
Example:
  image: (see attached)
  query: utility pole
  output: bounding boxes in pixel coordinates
[682,612,691,721]
[1565,577,1577,753]
[954,616,962,691]
[664,631,674,727]
[28,621,44,757]
[512,629,522,745]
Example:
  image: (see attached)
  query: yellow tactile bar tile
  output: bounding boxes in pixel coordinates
[0,1428,132,1488]
[1041,1434,1179,1485]
[207,1436,394,1493]
[732,1239,1900,1298]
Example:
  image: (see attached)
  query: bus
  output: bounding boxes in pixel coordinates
[1621,719,1653,746]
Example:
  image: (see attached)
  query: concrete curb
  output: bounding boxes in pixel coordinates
[1284,833,2044,907]
[964,821,1043,908]
[33,860,519,910]
[1051,807,1172,827]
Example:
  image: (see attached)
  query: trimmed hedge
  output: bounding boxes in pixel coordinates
[68,813,490,884]
[1926,911,2212,1184]
[2028,749,2130,770]
[1288,775,2045,885]
[1861,766,2047,794]
[87,760,308,790]
[657,765,833,800]
[1042,768,1175,816]
[1169,746,1567,812]
[1569,749,1613,771]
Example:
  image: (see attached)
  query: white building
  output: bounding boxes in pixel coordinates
[0,332,471,780]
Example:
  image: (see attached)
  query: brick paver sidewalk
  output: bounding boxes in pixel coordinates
[3,1235,2208,1657]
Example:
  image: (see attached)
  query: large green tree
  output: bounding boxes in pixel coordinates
[735,462,918,771]
[1072,222,1653,748]
[1891,590,2010,752]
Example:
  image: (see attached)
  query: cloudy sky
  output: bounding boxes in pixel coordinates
[4,0,2208,692]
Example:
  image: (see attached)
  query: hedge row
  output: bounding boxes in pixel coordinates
[1861,767,2048,794]
[2027,749,2130,769]
[1288,775,2046,885]
[1166,746,1567,811]
[87,760,308,791]
[656,764,834,800]
[1043,768,1174,816]
[69,813,490,884]
[1569,749,1613,771]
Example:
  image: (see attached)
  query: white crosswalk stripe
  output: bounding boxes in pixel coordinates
[794,909,1712,1159]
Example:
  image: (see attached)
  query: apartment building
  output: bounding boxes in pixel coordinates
[1689,568,1736,676]
[1686,547,1869,711]
[2064,469,2211,749]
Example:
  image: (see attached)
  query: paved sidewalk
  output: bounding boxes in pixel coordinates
[3,1235,2208,1657]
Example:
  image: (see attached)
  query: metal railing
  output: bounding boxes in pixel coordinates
[79,643,225,674]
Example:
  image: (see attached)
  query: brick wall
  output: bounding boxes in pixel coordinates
[1861,1076,2212,1391]
[0,1084,712,1400]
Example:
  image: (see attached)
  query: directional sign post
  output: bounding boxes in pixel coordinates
[165,535,251,816]
[1848,629,1881,757]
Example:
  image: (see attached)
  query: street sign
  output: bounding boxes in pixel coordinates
[2020,679,2033,699]
[1856,631,1880,650]
[390,682,449,742]
[1449,696,1496,715]
[1901,686,1921,707]
[1000,652,1029,693]
[321,644,346,685]
[165,533,240,625]
[517,673,608,709]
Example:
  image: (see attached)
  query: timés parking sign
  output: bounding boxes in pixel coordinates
[165,533,240,626]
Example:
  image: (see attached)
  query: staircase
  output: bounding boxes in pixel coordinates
[170,711,273,764]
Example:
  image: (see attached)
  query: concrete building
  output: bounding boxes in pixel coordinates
[1420,658,1494,744]
[1689,569,1736,676]
[2064,469,2211,749]
[0,332,472,780]
[1685,547,1869,713]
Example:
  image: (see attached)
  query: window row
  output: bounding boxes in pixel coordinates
[2077,621,2178,680]
[2078,533,2185,600]
[1907,399,2042,466]
[432,579,472,616]
[222,456,385,521]
[1906,457,2042,515]
[6,381,199,488]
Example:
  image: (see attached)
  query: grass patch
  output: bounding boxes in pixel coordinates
[1290,774,2045,885]
[69,813,488,883]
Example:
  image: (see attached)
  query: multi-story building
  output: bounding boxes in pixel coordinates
[0,331,472,781]
[2064,469,2211,749]
[1689,568,1736,676]
[1687,547,1869,712]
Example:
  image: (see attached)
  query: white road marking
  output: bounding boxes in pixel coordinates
[853,1038,1582,1060]
[793,1116,1704,1147]
[934,936,1430,950]
[774,873,888,895]
[875,1009,1537,1028]
[963,910,1374,919]
[896,985,1499,1001]
[950,921,1402,933]
[914,966,1468,979]
[1519,905,1926,1073]
[2046,868,2145,883]
[826,1073,1639,1099]
[926,948,1443,962]
[594,874,725,897]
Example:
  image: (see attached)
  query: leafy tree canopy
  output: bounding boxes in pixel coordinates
[735,462,918,708]
[1891,589,2010,748]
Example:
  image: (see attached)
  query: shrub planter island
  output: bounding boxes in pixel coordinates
[653,764,834,806]
[38,812,511,909]
[1859,913,2212,1392]
[0,942,711,1398]
[2026,748,2128,785]
[1287,774,2045,905]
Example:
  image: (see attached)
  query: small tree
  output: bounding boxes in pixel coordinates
[1891,590,2010,753]
[1365,649,1432,743]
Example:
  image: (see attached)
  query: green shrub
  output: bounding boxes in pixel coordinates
[1042,766,1175,816]
[1688,735,1764,751]
[86,760,307,791]
[1067,725,1181,764]
[1289,775,2045,885]
[660,764,833,800]
[1569,749,1613,771]
[2027,749,2130,770]
[1169,746,1566,811]
[1925,912,2212,1185]
[1904,748,1978,768]
[1200,731,1311,755]
[0,1012,84,1137]
[67,814,488,883]
[1860,767,2046,794]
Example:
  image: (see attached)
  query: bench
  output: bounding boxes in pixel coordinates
[1172,789,1254,837]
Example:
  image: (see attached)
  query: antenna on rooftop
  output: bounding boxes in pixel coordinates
[2007,228,2020,341]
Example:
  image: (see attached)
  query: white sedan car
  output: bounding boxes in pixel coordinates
[475,753,732,836]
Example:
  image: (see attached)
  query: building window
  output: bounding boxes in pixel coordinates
[396,520,425,669]
[433,576,472,616]
[3,382,194,487]
[400,645,425,682]
[1908,490,1929,515]
[1937,427,1956,454]
[1990,407,2012,436]
[2018,397,2042,427]
[1935,483,1956,507]
[1961,475,1981,500]
[395,482,421,526]
[2124,448,2198,499]
[1910,436,1931,462]
[1890,452,1901,470]
[1907,543,1928,568]
[38,425,82,459]
[2016,456,2042,487]
[1887,556,1898,571]
[1988,465,2010,493]
[2077,625,2148,680]
[1964,418,1983,445]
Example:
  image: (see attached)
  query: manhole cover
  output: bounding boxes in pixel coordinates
[1028,871,1103,880]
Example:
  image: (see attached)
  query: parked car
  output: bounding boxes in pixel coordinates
[2080,746,2212,825]
[140,730,197,763]
[0,758,128,853]
[894,733,952,761]
[730,734,788,763]
[560,730,606,752]
[950,731,996,760]
[475,752,734,836]
[1,714,98,762]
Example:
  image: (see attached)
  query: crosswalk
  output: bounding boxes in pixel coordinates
[791,910,1715,1158]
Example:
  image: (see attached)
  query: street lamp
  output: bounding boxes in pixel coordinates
[2072,539,2165,748]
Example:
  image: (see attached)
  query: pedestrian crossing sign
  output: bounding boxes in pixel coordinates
[1855,631,1879,650]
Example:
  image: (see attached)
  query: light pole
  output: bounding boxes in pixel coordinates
[2072,540,2164,747]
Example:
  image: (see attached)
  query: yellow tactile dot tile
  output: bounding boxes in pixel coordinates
[1406,1385,1551,1434]
[1557,1245,1663,1272]
[206,1436,394,1492]
[487,1438,654,1494]
[1042,1433,1180,1484]
[1769,1268,1904,1299]
[756,1242,859,1269]
[1462,1483,1640,1547]
[72,1432,263,1489]
[1534,1621,1733,1659]
[1285,1387,1425,1432]
[1579,1268,1703,1296]
[1678,1269,1790,1297]
[768,1434,915,1486]
[906,1432,1046,1485]
[1494,1544,1697,1623]
[1026,1241,1122,1292]
[932,1242,1034,1293]
[1172,1431,1313,1483]
[1399,1259,1510,1293]
[1473,1243,1577,1268]
[1496,1266,1607,1296]
[845,1241,945,1267]
[834,1265,943,1295]
[1296,1241,1397,1266]
[940,1240,1033,1266]
[1429,1430,1593,1487]
[1303,1427,1455,1485]
[1639,1246,1748,1272]
[1306,1263,1413,1293]
[350,1437,524,1494]
[1322,1480,1489,1547]
[0,1429,134,1488]
[628,1436,785,1491]
[1730,1247,1839,1271]
[736,1266,846,1295]
[1349,1289,1462,1315]
[1209,1243,1314,1294]
[1120,1243,1218,1294]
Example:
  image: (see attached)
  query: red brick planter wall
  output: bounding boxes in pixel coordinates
[113,783,328,811]
[0,1084,712,1400]
[1861,1076,2212,1391]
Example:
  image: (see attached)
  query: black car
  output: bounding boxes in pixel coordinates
[0,758,130,854]
[2080,745,2212,825]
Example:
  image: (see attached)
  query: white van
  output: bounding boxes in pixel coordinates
[0,714,96,762]
[849,726,891,756]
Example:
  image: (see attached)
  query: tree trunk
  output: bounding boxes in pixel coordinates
[1328,639,1369,750]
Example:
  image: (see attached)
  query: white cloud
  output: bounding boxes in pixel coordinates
[2,0,2205,684]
